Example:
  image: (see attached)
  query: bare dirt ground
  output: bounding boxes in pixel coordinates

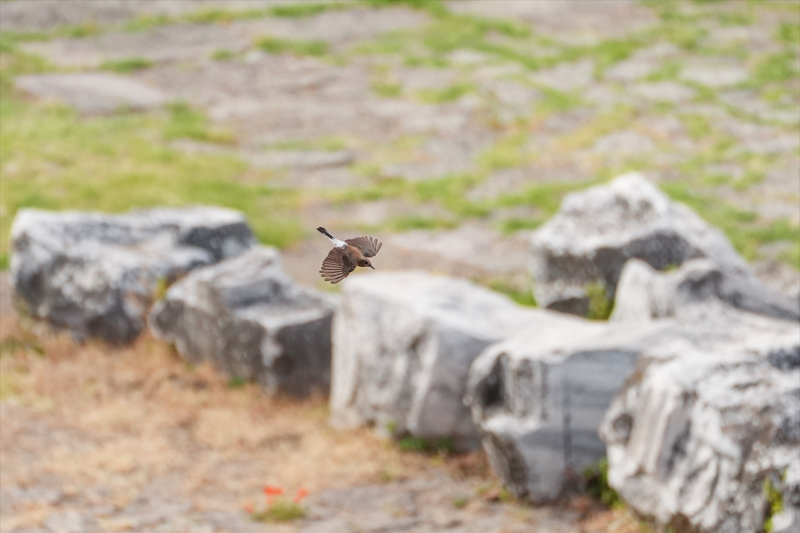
[0,272,640,533]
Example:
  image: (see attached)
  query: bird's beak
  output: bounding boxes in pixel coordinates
[369,264,375,269]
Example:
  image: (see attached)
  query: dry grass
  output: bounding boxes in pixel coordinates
[0,308,639,530]
[0,311,478,512]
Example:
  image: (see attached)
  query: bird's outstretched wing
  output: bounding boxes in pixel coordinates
[319,247,356,284]
[345,236,382,258]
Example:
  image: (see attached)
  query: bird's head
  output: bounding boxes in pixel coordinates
[358,259,375,269]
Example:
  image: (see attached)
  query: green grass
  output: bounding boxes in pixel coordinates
[0,24,99,53]
[417,82,475,104]
[256,36,329,57]
[777,21,800,46]
[252,499,305,522]
[99,56,154,73]
[496,181,596,217]
[164,102,235,144]
[585,281,613,321]
[477,131,530,171]
[452,496,468,509]
[124,13,174,32]
[413,174,490,218]
[210,48,234,61]
[750,51,798,85]
[0,91,303,252]
[763,477,784,533]
[372,80,403,98]
[185,7,269,24]
[498,217,542,234]
[398,435,456,454]
[584,458,623,508]
[661,182,799,264]
[270,2,352,18]
[680,113,713,140]
[227,376,248,389]
[384,215,458,231]
[487,280,537,307]
[536,88,585,114]
[263,136,349,152]
[121,1,351,33]
[644,61,681,82]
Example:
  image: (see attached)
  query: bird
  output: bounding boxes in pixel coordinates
[317,227,382,284]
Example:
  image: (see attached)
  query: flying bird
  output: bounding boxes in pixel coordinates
[317,227,382,284]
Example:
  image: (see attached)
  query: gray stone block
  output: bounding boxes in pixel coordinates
[329,271,573,451]
[611,258,800,322]
[11,206,254,344]
[466,319,672,503]
[600,316,800,533]
[530,172,750,316]
[149,246,335,398]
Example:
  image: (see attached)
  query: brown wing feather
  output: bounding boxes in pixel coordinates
[319,247,356,284]
[344,236,382,258]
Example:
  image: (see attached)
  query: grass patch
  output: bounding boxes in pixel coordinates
[0,333,45,358]
[227,376,248,389]
[252,499,305,522]
[123,13,174,32]
[750,51,798,85]
[536,87,584,114]
[487,279,537,307]
[661,182,799,263]
[413,174,489,218]
[270,2,350,18]
[164,102,235,144]
[452,496,468,509]
[780,241,800,271]
[659,23,708,51]
[404,55,450,68]
[680,113,712,140]
[372,80,403,98]
[263,136,349,152]
[417,82,475,104]
[777,21,800,46]
[184,7,272,24]
[398,435,456,454]
[644,60,681,82]
[477,131,529,171]
[589,37,642,77]
[554,105,635,151]
[385,215,458,231]
[256,36,329,57]
[210,48,234,61]
[0,92,303,251]
[763,477,784,533]
[498,217,542,234]
[496,181,596,217]
[584,458,622,508]
[99,56,154,73]
[586,281,613,321]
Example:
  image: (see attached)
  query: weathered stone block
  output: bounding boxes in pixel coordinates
[600,320,800,533]
[329,271,574,451]
[11,207,254,344]
[149,246,335,398]
[530,172,749,316]
[611,258,800,322]
[466,319,673,502]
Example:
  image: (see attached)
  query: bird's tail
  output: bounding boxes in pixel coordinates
[317,227,335,240]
